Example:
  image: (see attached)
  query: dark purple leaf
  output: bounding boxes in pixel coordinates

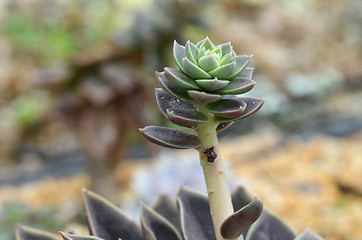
[60,232,103,240]
[155,72,193,102]
[221,197,263,239]
[166,108,208,127]
[217,97,264,121]
[187,90,222,103]
[82,189,143,240]
[207,99,246,118]
[152,194,182,233]
[294,229,324,240]
[155,89,195,118]
[141,204,182,240]
[231,186,254,212]
[164,68,201,90]
[15,225,58,240]
[195,78,230,91]
[139,126,201,149]
[177,187,216,240]
[218,77,255,95]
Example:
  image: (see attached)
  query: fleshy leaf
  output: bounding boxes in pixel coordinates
[164,67,201,90]
[195,78,230,91]
[198,54,220,72]
[199,37,215,50]
[218,42,233,57]
[185,41,199,65]
[294,229,324,240]
[208,61,236,78]
[155,72,193,101]
[166,108,208,127]
[82,189,143,240]
[207,99,246,118]
[218,77,255,95]
[60,232,104,240]
[173,41,186,72]
[216,122,233,132]
[152,194,182,233]
[187,90,222,103]
[239,68,254,79]
[140,126,201,149]
[226,55,251,79]
[141,204,182,240]
[155,89,195,118]
[198,47,206,59]
[221,197,263,239]
[217,97,264,121]
[177,187,216,240]
[196,38,206,48]
[231,186,254,212]
[16,225,59,240]
[245,211,296,240]
[182,57,211,79]
[219,53,232,66]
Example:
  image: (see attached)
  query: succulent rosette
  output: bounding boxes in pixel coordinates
[141,37,264,149]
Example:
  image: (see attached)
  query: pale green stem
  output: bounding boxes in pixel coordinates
[196,105,234,240]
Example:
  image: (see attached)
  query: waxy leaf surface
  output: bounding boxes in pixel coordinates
[167,108,208,127]
[188,90,222,103]
[155,89,195,118]
[16,225,59,240]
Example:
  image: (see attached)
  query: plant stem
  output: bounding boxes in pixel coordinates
[196,106,234,240]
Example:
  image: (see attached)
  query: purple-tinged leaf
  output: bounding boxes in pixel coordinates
[155,72,193,102]
[182,57,211,79]
[239,68,254,79]
[164,68,201,90]
[141,204,182,240]
[188,90,222,103]
[155,89,195,117]
[216,122,233,132]
[233,97,264,121]
[226,55,252,79]
[166,108,208,127]
[221,197,263,239]
[294,229,324,240]
[177,187,216,240]
[219,53,232,66]
[245,211,296,240]
[207,99,246,118]
[199,37,215,50]
[173,41,186,73]
[82,189,143,240]
[217,42,233,57]
[59,232,103,240]
[218,77,255,95]
[16,225,59,240]
[152,194,182,233]
[208,61,236,79]
[198,54,220,72]
[231,186,254,212]
[195,78,230,91]
[140,126,201,149]
[185,41,199,65]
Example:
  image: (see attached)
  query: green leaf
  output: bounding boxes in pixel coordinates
[155,72,193,101]
[218,42,233,57]
[217,77,255,95]
[195,38,206,48]
[173,41,186,73]
[82,189,143,240]
[166,108,208,127]
[219,53,232,66]
[164,67,201,90]
[198,47,206,59]
[155,89,195,118]
[199,37,215,50]
[182,57,211,79]
[187,90,222,103]
[294,229,324,240]
[198,54,220,72]
[16,225,59,240]
[185,41,199,65]
[221,197,263,239]
[207,99,246,118]
[177,187,216,240]
[208,61,236,78]
[195,78,230,91]
[139,126,201,149]
[226,55,252,79]
[141,204,182,240]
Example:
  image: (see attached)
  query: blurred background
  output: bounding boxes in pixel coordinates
[0,0,361,239]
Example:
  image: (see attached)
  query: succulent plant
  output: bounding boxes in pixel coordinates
[16,186,323,240]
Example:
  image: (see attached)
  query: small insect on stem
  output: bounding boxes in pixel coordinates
[204,146,217,163]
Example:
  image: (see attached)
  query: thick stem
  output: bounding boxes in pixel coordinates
[196,107,234,240]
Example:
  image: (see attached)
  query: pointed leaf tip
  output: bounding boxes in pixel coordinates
[221,197,263,239]
[294,229,324,240]
[16,225,58,240]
